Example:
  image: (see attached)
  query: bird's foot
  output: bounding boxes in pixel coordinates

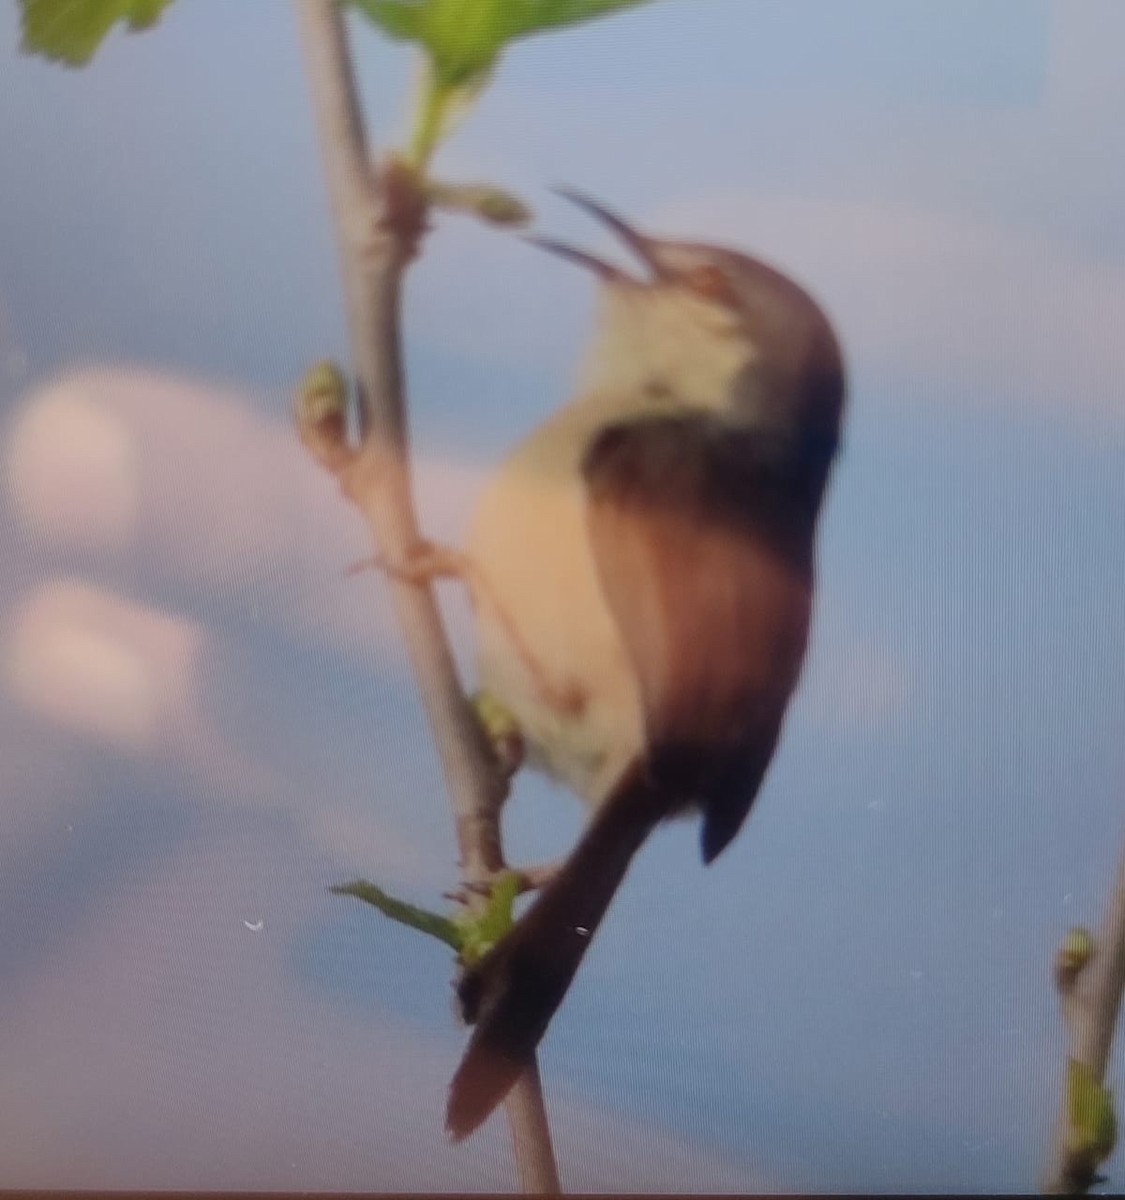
[444,859,561,914]
[510,859,562,892]
[345,539,469,585]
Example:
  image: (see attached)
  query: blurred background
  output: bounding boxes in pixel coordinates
[2,0,1124,1191]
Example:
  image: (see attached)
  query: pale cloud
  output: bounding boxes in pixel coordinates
[5,579,205,755]
[3,368,485,668]
[6,385,141,552]
[2,578,289,813]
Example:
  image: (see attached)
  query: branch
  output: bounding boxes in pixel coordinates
[293,2,559,1190]
[1042,830,1125,1192]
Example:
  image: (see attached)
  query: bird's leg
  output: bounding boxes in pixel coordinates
[472,860,562,895]
[512,859,563,892]
[446,858,563,907]
[350,543,587,719]
[345,539,469,586]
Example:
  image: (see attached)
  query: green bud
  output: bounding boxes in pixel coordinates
[296,360,349,426]
[1056,927,1096,989]
[1067,1059,1117,1166]
[427,181,532,227]
[295,361,351,470]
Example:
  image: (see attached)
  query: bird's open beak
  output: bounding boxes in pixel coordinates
[524,236,635,284]
[526,189,666,285]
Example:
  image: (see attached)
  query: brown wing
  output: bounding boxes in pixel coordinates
[583,415,818,860]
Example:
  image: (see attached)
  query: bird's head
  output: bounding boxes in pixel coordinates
[533,191,845,446]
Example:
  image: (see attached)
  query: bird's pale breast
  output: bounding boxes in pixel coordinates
[467,403,646,807]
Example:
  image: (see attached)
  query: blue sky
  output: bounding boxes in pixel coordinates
[2,0,1124,1192]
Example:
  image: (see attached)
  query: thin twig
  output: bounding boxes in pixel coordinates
[293,2,560,1190]
[1042,828,1125,1192]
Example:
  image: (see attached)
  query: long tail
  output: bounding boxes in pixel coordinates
[446,765,670,1140]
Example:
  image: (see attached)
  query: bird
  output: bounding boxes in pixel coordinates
[444,191,846,1140]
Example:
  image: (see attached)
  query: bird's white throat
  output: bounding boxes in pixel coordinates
[577,285,760,419]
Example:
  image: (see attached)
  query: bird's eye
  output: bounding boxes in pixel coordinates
[684,264,739,307]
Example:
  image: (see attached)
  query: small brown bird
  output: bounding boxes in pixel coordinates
[447,192,846,1139]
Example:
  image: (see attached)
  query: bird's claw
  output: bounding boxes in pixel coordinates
[452,862,561,907]
[511,860,562,892]
[444,880,494,906]
[345,540,469,585]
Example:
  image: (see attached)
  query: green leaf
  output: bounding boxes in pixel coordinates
[19,0,175,67]
[1067,1059,1118,1165]
[503,0,656,40]
[331,880,462,951]
[331,873,522,966]
[431,0,508,84]
[349,0,657,89]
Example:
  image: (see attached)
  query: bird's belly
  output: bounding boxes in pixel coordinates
[467,444,644,808]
